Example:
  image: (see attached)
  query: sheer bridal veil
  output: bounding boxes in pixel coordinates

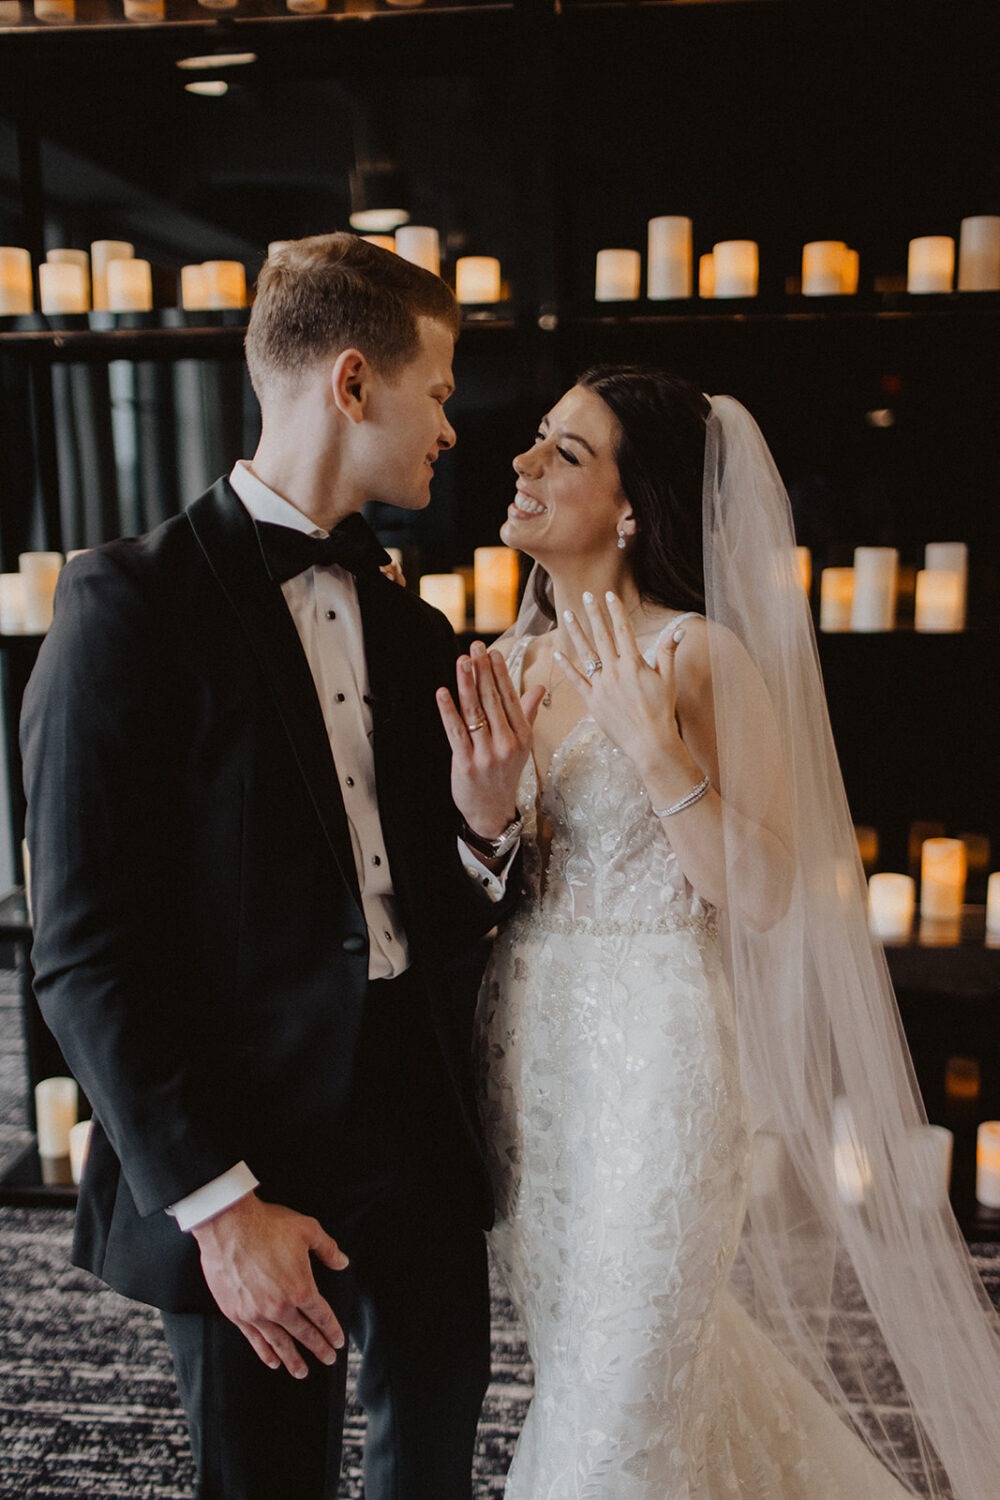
[506,392,1000,1497]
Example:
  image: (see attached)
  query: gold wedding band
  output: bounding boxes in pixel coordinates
[466,718,488,732]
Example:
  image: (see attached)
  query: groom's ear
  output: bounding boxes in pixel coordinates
[331,348,368,423]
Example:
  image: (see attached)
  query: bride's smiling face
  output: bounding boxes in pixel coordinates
[501,385,632,563]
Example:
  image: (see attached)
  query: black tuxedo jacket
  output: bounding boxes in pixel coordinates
[21,479,511,1312]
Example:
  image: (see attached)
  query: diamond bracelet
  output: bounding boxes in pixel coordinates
[652,773,711,819]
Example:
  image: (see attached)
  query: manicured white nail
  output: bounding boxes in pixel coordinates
[563,609,574,623]
[605,591,616,603]
[554,650,564,662]
[673,627,686,643]
[582,591,593,604]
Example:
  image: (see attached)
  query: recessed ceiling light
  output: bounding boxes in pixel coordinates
[184,80,230,97]
[176,51,257,70]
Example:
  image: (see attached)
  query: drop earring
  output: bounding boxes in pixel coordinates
[617,528,627,550]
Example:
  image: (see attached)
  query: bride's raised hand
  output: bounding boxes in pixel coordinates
[559,591,688,777]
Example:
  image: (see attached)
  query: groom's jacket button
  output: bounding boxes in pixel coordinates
[342,934,367,954]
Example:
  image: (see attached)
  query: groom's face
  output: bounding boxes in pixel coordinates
[360,316,457,511]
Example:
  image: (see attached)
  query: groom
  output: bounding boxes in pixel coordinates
[20,233,537,1500]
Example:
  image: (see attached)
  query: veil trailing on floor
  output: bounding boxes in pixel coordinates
[502,393,1000,1498]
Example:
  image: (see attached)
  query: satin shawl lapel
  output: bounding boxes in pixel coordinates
[185,479,363,912]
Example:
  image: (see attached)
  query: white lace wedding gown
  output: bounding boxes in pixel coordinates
[479,630,912,1500]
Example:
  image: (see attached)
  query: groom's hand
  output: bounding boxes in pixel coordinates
[192,1193,349,1378]
[437,641,544,837]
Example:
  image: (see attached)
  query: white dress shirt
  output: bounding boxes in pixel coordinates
[169,463,513,1231]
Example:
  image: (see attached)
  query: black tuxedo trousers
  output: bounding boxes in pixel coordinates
[21,480,512,1497]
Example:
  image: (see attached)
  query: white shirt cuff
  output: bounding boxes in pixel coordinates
[458,836,518,903]
[167,1161,260,1232]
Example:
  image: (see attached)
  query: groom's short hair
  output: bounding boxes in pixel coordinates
[246,231,459,397]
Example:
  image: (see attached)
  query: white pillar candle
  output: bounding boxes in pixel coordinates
[395,226,440,276]
[833,1098,871,1207]
[90,240,134,311]
[976,1122,1000,1208]
[201,260,246,308]
[986,872,1000,937]
[841,249,860,295]
[712,240,758,298]
[646,217,692,300]
[924,541,967,628]
[18,551,64,632]
[957,216,1000,292]
[419,574,466,632]
[361,235,396,252]
[33,0,75,18]
[595,249,641,302]
[180,264,210,310]
[107,257,153,312]
[867,872,915,941]
[455,257,501,305]
[914,570,962,632]
[474,547,519,633]
[34,1076,78,1159]
[0,573,25,633]
[47,247,89,271]
[907,236,954,294]
[920,837,967,921]
[907,1124,953,1210]
[124,0,165,17]
[801,241,846,296]
[819,567,854,631]
[39,260,89,314]
[795,546,812,595]
[698,253,715,298]
[0,245,33,314]
[850,546,898,631]
[69,1119,94,1184]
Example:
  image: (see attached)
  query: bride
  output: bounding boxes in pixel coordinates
[439,367,1000,1498]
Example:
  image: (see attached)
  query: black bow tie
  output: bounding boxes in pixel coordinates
[256,515,390,584]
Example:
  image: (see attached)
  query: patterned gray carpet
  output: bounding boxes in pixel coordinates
[2,966,999,1499]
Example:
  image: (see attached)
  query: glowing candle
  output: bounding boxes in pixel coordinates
[819,567,854,631]
[69,1119,94,1184]
[90,240,134,311]
[795,546,812,595]
[201,260,246,308]
[841,249,860,295]
[39,260,89,314]
[33,0,74,19]
[801,241,846,296]
[867,872,915,942]
[47,247,90,306]
[0,245,33,314]
[712,240,758,298]
[0,574,25,633]
[18,551,63,632]
[286,0,327,11]
[914,570,962,632]
[107,258,153,312]
[395,226,440,276]
[595,249,641,302]
[851,546,897,632]
[419,574,466,632]
[854,824,878,872]
[907,236,954,294]
[976,1122,1000,1209]
[123,0,164,16]
[924,542,967,628]
[907,1124,953,1210]
[35,1076,78,1183]
[945,1055,980,1103]
[474,547,519,633]
[361,235,396,252]
[957,216,1000,292]
[920,838,966,921]
[455,257,501,304]
[646,217,692,300]
[698,253,715,298]
[181,264,210,310]
[986,872,1000,937]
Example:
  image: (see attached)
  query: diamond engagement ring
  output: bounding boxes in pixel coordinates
[583,657,603,680]
[466,718,488,732]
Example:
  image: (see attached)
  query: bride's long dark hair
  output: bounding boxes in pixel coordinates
[531,365,711,619]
